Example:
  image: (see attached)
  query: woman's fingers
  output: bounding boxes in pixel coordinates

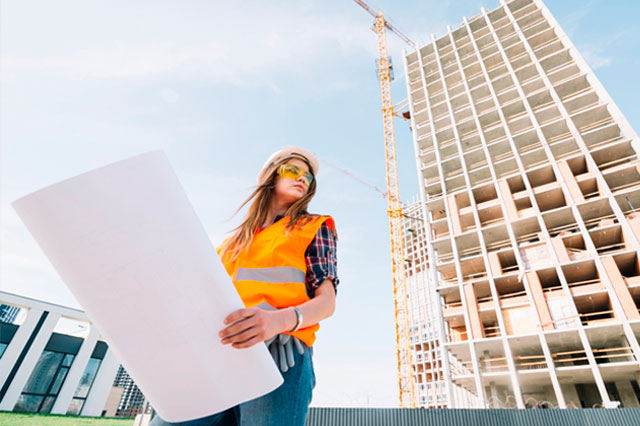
[232,335,263,349]
[218,307,279,348]
[223,308,255,325]
[222,326,259,345]
[220,316,257,340]
[219,308,260,338]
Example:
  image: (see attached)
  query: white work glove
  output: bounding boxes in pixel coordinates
[256,302,306,373]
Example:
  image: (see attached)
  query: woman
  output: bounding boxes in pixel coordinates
[151,146,338,426]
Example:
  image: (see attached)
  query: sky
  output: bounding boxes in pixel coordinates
[1,0,639,408]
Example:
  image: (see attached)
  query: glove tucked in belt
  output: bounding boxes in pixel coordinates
[256,302,306,373]
[265,333,305,373]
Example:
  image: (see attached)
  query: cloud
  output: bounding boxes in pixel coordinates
[0,2,375,88]
[581,48,613,70]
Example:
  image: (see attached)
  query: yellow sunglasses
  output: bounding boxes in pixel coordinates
[277,164,314,186]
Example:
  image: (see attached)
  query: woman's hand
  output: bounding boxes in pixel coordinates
[219,307,294,349]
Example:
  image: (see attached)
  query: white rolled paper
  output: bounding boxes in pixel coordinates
[12,151,282,422]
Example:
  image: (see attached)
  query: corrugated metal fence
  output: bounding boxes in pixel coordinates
[306,407,640,426]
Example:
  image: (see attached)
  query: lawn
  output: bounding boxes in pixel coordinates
[0,412,135,426]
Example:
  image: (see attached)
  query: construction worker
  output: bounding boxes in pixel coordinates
[150,146,338,426]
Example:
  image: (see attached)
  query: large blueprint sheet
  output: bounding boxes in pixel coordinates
[12,151,282,422]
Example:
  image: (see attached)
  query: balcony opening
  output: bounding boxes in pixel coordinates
[456,232,482,260]
[578,198,618,230]
[507,174,526,196]
[515,195,535,218]
[594,140,638,173]
[534,187,567,212]
[510,335,547,370]
[433,238,454,264]
[428,198,447,221]
[472,182,498,205]
[578,177,603,200]
[489,249,519,277]
[604,163,640,194]
[547,331,589,367]
[446,315,468,343]
[513,216,542,245]
[483,224,512,254]
[478,201,505,227]
[586,326,636,365]
[447,339,475,378]
[432,219,450,240]
[582,122,622,150]
[476,340,508,374]
[574,292,616,326]
[614,252,640,284]
[562,261,602,293]
[542,206,579,237]
[559,233,588,261]
[437,262,458,287]
[590,225,630,255]
[480,309,501,338]
[527,165,557,189]
[495,275,526,300]
[566,155,590,176]
[537,268,562,292]
[460,256,488,282]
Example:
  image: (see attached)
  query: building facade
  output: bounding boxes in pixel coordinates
[402,200,448,408]
[0,291,121,415]
[112,366,147,417]
[403,200,482,408]
[403,0,640,409]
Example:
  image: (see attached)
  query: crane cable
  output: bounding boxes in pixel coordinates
[321,157,424,222]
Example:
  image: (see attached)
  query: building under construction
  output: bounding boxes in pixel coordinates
[403,0,640,409]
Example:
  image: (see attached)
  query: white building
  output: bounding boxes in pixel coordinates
[403,0,640,409]
[0,290,120,416]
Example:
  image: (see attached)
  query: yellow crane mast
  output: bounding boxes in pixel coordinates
[352,0,417,408]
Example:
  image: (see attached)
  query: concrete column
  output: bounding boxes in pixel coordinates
[81,347,120,416]
[497,179,518,221]
[616,380,640,407]
[622,227,635,250]
[550,236,570,264]
[0,308,44,393]
[50,326,100,415]
[525,272,555,331]
[447,195,462,234]
[487,252,502,276]
[601,256,640,320]
[557,160,585,203]
[0,312,61,411]
[463,284,483,339]
[626,213,640,245]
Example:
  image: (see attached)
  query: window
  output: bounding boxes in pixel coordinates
[66,357,102,415]
[14,351,75,413]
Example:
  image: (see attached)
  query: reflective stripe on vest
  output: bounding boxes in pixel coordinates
[218,215,335,347]
[235,266,306,284]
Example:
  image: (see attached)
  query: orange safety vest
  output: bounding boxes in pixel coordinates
[217,215,335,347]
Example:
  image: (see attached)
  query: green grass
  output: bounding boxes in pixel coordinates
[0,412,134,426]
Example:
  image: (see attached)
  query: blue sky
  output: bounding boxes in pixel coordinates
[1,0,639,408]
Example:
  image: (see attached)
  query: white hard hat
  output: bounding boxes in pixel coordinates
[257,146,319,185]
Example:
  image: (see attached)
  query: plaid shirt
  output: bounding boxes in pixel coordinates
[274,215,339,298]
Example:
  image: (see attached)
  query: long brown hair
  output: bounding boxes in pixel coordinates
[220,156,317,261]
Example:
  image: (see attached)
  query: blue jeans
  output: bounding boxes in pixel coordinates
[149,344,315,426]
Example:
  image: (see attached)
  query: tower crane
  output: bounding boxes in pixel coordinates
[352,0,417,408]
